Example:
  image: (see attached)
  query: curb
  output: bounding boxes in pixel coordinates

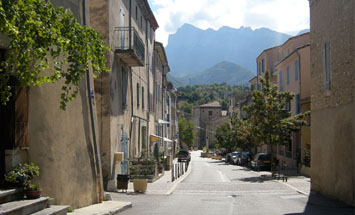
[113,202,132,215]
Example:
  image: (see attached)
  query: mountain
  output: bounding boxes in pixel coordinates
[169,61,254,87]
[297,29,310,35]
[166,23,291,77]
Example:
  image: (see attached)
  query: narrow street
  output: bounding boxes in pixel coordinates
[111,151,353,215]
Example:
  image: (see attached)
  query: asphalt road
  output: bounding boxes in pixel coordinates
[112,151,354,215]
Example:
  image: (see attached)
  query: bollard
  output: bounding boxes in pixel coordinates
[177,163,180,178]
[171,164,174,182]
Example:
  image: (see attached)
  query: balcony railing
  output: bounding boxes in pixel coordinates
[114,27,145,67]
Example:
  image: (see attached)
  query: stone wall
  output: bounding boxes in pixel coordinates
[310,0,354,206]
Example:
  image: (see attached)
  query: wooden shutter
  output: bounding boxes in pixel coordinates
[15,87,29,148]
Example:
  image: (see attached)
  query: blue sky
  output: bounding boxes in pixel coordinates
[147,0,310,46]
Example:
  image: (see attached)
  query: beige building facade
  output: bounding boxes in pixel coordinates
[275,42,311,170]
[89,0,159,190]
[0,0,103,208]
[251,33,311,171]
[309,0,354,206]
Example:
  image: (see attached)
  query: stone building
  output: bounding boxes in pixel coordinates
[193,101,228,150]
[309,0,354,206]
[89,0,158,190]
[250,33,311,171]
[275,41,311,171]
[0,0,103,208]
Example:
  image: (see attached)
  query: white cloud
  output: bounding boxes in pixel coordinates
[149,0,310,46]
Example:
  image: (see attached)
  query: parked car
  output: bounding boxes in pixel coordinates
[177,150,191,162]
[225,153,231,163]
[230,152,241,164]
[251,153,272,171]
[237,152,251,166]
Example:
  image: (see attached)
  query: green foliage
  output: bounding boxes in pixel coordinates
[4,163,40,189]
[178,117,195,148]
[244,71,309,151]
[129,157,156,179]
[215,120,235,152]
[0,0,110,110]
[215,113,255,152]
[177,83,249,110]
[27,183,40,191]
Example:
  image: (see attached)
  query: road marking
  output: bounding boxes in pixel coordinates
[278,181,309,196]
[280,194,307,199]
[205,163,211,167]
[217,170,230,182]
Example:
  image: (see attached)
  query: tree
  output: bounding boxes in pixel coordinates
[215,118,235,152]
[178,117,195,149]
[244,70,309,157]
[0,0,109,110]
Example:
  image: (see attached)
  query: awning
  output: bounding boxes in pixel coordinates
[150,134,162,143]
[163,138,173,143]
[158,119,170,124]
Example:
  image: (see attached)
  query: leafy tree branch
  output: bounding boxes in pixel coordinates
[0,0,110,110]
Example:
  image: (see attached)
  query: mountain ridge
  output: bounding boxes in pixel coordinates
[166,24,291,77]
[168,61,254,87]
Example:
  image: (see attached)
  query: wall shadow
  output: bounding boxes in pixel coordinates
[284,192,354,215]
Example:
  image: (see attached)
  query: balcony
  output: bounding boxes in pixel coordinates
[114,27,145,67]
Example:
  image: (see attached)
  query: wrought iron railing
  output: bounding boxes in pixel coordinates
[114,27,145,64]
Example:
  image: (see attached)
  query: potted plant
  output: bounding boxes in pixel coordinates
[26,184,41,199]
[129,156,155,193]
[4,163,41,199]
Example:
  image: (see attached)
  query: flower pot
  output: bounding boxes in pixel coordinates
[117,174,129,191]
[26,190,41,199]
[133,179,147,193]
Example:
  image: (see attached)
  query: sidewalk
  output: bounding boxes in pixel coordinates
[123,159,191,195]
[254,168,311,195]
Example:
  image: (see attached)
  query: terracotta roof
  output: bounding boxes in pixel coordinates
[198,101,221,108]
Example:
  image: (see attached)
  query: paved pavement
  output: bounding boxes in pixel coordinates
[110,151,354,215]
[121,158,191,195]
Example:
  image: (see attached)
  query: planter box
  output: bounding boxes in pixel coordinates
[133,179,147,193]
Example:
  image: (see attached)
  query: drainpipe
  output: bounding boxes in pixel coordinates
[145,19,150,155]
[82,0,103,203]
[129,68,134,158]
[161,66,165,150]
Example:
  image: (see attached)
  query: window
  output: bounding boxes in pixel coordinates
[141,126,146,154]
[142,87,144,109]
[261,59,265,73]
[323,41,331,90]
[295,94,300,114]
[140,16,143,29]
[279,71,283,91]
[295,60,299,81]
[208,111,212,116]
[258,62,261,75]
[135,6,138,19]
[285,100,291,111]
[286,66,290,84]
[136,83,140,107]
